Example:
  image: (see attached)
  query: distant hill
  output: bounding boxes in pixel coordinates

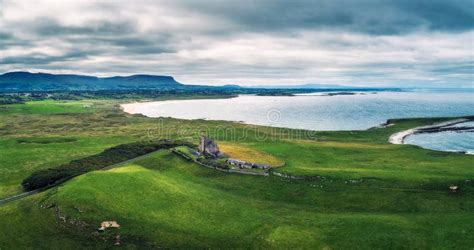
[0,72,182,91]
[0,71,400,93]
[247,83,351,89]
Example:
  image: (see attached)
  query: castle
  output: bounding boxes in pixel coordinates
[198,136,272,171]
[198,136,222,157]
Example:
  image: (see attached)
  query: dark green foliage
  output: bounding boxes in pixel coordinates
[197,158,230,170]
[17,137,77,144]
[21,140,193,191]
[0,90,236,102]
[0,95,24,104]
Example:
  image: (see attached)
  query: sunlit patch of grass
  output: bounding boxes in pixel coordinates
[107,165,148,173]
[297,140,391,149]
[0,100,95,115]
[219,142,285,167]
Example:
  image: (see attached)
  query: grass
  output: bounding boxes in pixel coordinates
[219,142,285,166]
[173,146,199,160]
[2,150,473,248]
[255,140,474,183]
[0,136,133,198]
[0,100,95,115]
[0,99,473,248]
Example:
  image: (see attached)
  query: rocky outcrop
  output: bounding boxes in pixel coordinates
[98,221,120,231]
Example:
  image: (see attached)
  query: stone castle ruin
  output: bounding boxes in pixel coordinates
[197,136,272,171]
[198,136,222,158]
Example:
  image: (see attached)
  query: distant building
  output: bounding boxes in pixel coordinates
[227,158,248,168]
[199,136,222,157]
[227,158,271,170]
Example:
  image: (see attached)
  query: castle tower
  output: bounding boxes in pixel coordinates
[199,136,206,153]
[198,136,221,157]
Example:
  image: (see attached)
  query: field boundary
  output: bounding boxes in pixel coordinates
[170,148,324,179]
[170,149,270,176]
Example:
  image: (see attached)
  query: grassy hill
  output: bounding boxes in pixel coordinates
[1,150,473,248]
[0,72,182,91]
[0,99,473,248]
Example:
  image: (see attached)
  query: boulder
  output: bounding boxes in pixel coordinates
[98,221,120,231]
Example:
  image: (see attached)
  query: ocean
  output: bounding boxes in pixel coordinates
[122,90,474,153]
[404,121,474,154]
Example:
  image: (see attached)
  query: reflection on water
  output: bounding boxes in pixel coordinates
[122,91,474,131]
[405,121,474,154]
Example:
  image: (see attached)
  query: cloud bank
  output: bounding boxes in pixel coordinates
[0,0,473,87]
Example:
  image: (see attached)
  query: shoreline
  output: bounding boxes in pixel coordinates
[122,101,474,135]
[388,118,474,145]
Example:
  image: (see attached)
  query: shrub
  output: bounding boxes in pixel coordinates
[197,158,229,170]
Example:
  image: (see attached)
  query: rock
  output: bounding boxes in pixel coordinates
[114,234,121,246]
[40,203,55,209]
[73,205,83,213]
[98,221,120,231]
[346,179,360,184]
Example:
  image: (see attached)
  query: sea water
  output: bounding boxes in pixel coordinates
[122,90,474,153]
[404,121,474,154]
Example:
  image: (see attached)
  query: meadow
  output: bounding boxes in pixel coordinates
[0,99,473,248]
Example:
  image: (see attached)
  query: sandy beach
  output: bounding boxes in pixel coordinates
[388,118,471,144]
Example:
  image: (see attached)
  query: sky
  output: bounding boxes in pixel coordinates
[0,0,473,87]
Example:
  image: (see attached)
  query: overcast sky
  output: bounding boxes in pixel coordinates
[0,0,473,87]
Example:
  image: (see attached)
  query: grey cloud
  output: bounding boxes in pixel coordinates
[396,0,474,32]
[0,32,32,49]
[62,35,179,57]
[32,18,137,36]
[28,17,178,54]
[176,0,474,35]
[0,32,13,48]
[0,51,93,65]
[431,62,474,75]
[0,0,472,87]
[0,32,12,40]
[95,36,178,54]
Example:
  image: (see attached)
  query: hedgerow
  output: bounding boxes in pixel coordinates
[21,140,193,191]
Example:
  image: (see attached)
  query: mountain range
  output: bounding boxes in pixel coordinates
[0,72,182,91]
[1,71,406,92]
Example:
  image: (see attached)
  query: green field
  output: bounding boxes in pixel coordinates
[0,100,473,248]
